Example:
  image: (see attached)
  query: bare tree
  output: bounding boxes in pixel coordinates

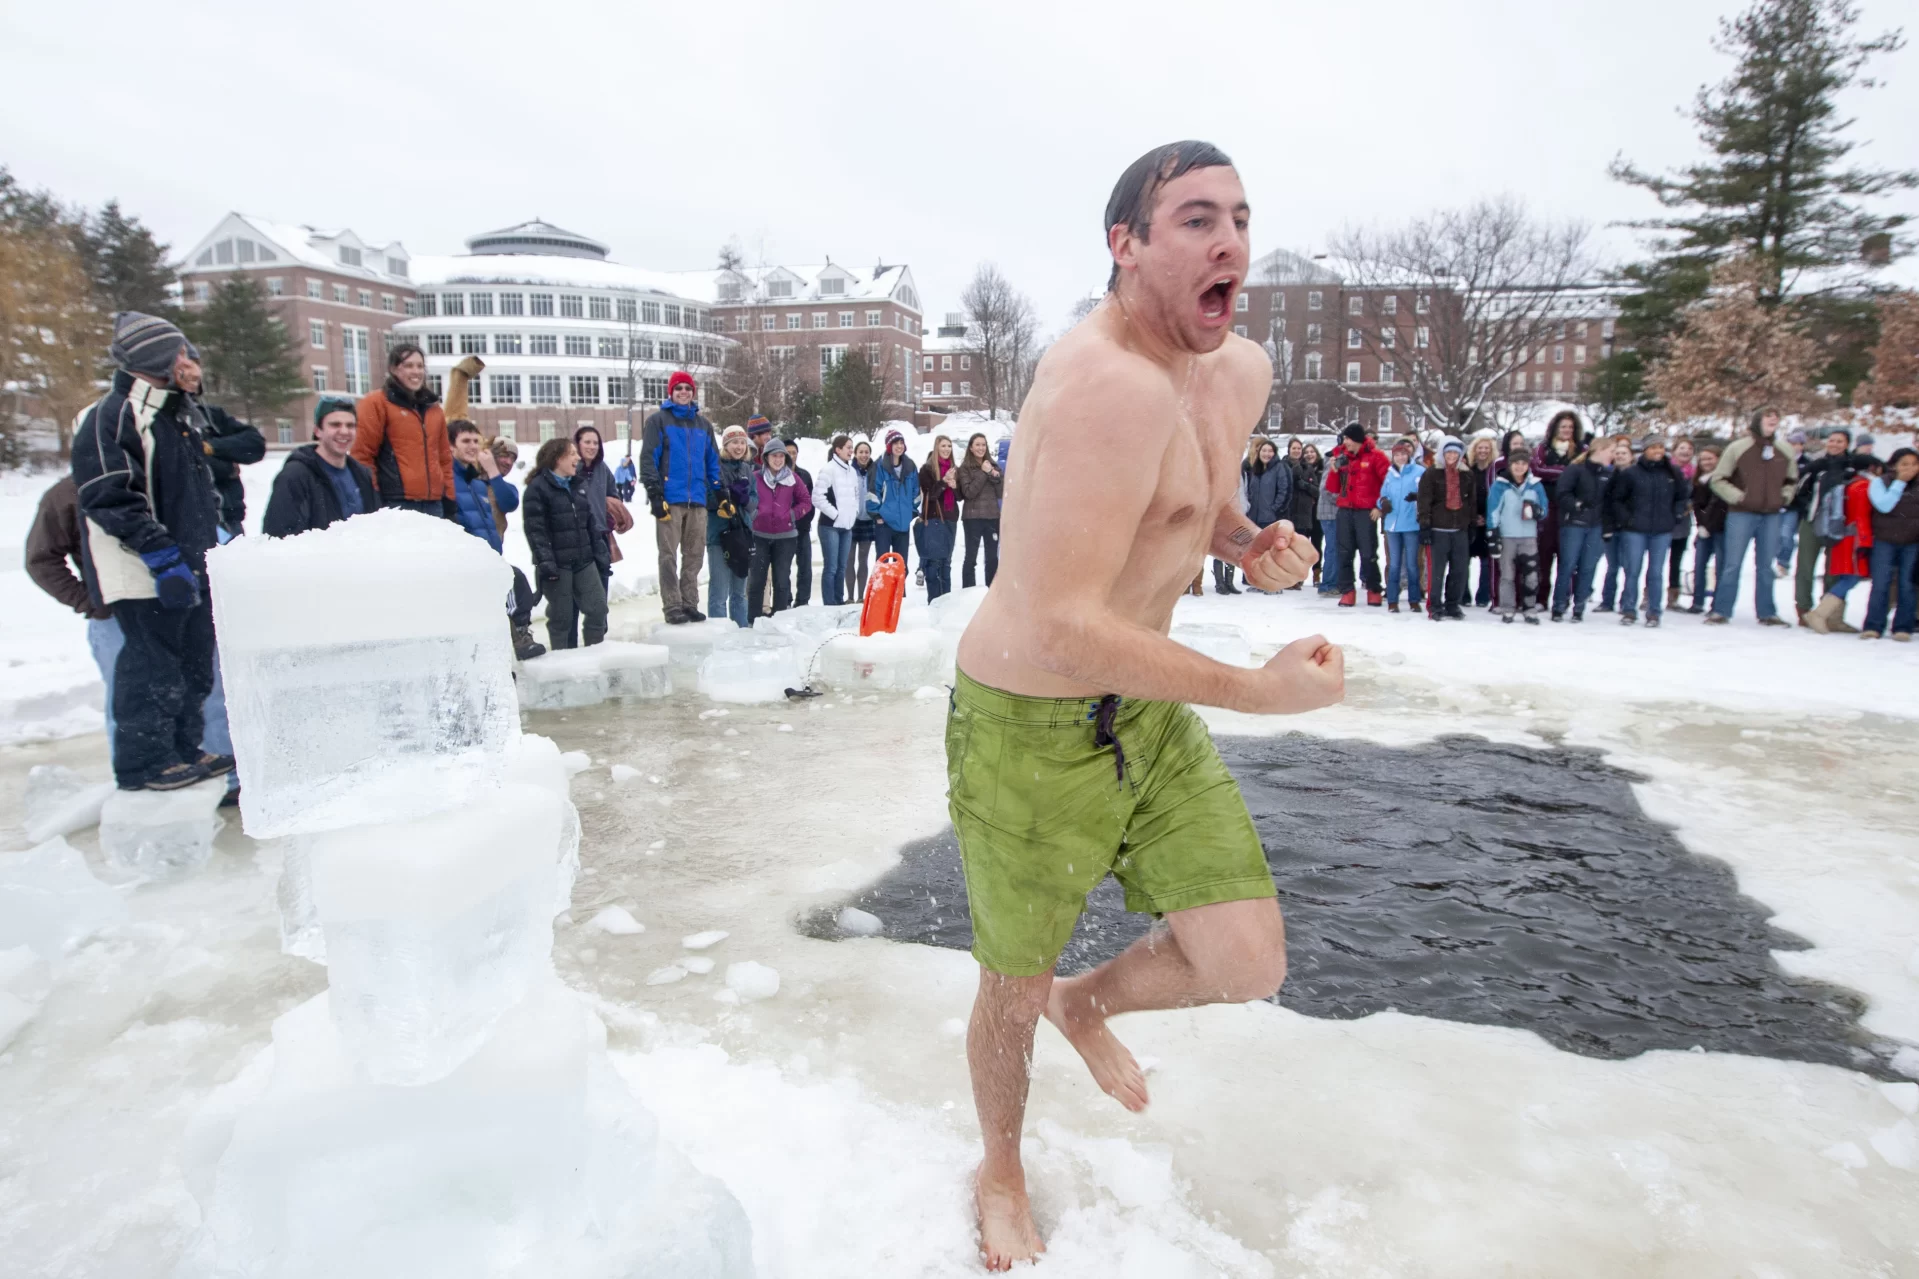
[1329,198,1599,431]
[961,263,1040,418]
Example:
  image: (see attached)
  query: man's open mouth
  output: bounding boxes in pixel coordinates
[1200,277,1236,321]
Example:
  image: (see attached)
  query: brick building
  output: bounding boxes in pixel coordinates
[177,214,414,444]
[919,313,984,416]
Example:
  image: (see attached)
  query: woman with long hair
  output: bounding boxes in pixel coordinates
[1666,438,1696,608]
[917,434,961,601]
[1468,434,1500,606]
[1235,438,1295,593]
[1531,411,1581,611]
[850,439,876,601]
[705,424,756,626]
[1290,442,1325,585]
[571,427,615,587]
[956,432,1005,588]
[522,437,609,649]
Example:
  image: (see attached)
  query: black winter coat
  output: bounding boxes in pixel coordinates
[522,470,608,577]
[1554,459,1612,530]
[1608,457,1690,536]
[199,402,267,533]
[1415,462,1481,533]
[71,369,222,574]
[263,445,378,537]
[1288,460,1323,533]
[1691,476,1729,535]
[1243,459,1292,527]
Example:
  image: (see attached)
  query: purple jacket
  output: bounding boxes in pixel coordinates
[752,466,813,538]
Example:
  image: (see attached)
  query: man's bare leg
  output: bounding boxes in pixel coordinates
[1046,897,1287,1110]
[969,967,1053,1270]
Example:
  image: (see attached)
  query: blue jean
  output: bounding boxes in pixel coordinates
[819,524,854,606]
[705,544,751,627]
[1317,516,1341,594]
[1691,533,1721,610]
[1596,538,1623,609]
[1384,529,1424,605]
[1713,510,1782,620]
[1474,548,1494,606]
[87,615,235,787]
[1865,541,1918,635]
[1828,573,1861,599]
[915,519,955,601]
[1553,524,1606,615]
[1774,510,1798,570]
[1617,531,1674,618]
[874,524,911,567]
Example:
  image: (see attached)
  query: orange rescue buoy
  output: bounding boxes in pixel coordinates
[860,553,906,636]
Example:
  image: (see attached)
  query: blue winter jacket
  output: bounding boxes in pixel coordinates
[1487,474,1550,539]
[868,452,920,529]
[1377,462,1426,533]
[451,459,518,553]
[638,406,721,506]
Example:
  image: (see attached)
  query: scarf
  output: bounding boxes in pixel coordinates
[551,473,572,490]
[936,457,956,517]
[664,399,699,420]
[1445,464,1462,510]
[761,463,796,488]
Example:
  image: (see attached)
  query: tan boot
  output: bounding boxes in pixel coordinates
[1804,593,1844,634]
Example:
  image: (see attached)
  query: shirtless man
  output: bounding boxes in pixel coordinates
[950,141,1345,1269]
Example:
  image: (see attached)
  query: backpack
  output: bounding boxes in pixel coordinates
[1815,481,1855,543]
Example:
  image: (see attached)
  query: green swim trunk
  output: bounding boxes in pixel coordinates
[945,669,1275,977]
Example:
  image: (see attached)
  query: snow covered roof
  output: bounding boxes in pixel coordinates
[180,213,411,284]
[464,220,609,260]
[410,253,707,302]
[671,261,921,312]
[1252,248,1344,287]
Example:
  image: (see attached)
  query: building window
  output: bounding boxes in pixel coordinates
[276,420,293,444]
[866,310,882,326]
[1235,292,1249,313]
[528,293,554,317]
[761,316,777,331]
[1575,344,1588,365]
[1416,293,1431,314]
[812,313,828,329]
[1348,296,1364,316]
[1382,296,1398,315]
[309,320,326,348]
[941,355,953,371]
[865,343,881,364]
[530,334,558,355]
[414,294,434,317]
[1234,325,1247,337]
[354,289,370,308]
[190,282,208,303]
[560,294,584,318]
[1552,371,1564,392]
[342,325,371,395]
[460,333,486,355]
[427,333,454,355]
[529,375,562,404]
[491,374,522,404]
[1378,405,1393,431]
[631,338,654,359]
[1305,352,1323,379]
[1553,345,1565,364]
[537,420,556,441]
[767,279,793,299]
[1345,361,1362,384]
[617,297,637,322]
[922,355,934,371]
[821,277,845,296]
[311,366,328,392]
[821,346,847,376]
[606,376,631,404]
[923,381,934,394]
[495,420,516,441]
[387,256,407,278]
[1273,317,1287,338]
[839,312,855,328]
[941,381,953,395]
[1305,403,1320,428]
[306,278,323,299]
[642,375,669,401]
[564,335,592,357]
[568,375,600,404]
[266,277,284,297]
[1347,328,1361,349]
[785,314,802,330]
[658,341,680,362]
[488,291,519,317]
[733,316,747,332]
[641,300,661,324]
[663,304,681,327]
[589,296,612,320]
[598,337,624,359]
[1416,326,1430,349]
[440,292,463,315]
[1381,362,1396,383]
[381,293,395,312]
[960,381,972,396]
[338,245,362,267]
[464,292,490,317]
[1380,328,1395,348]
[328,283,347,304]
[1306,323,1323,344]
[494,334,522,355]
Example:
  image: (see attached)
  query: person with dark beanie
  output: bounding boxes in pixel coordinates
[263,395,379,537]
[71,312,233,791]
[1327,422,1389,606]
[522,436,609,649]
[1549,434,1613,622]
[1416,437,1477,619]
[639,371,721,624]
[352,342,453,517]
[1607,436,1691,627]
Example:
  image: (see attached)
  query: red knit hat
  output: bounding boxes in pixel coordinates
[668,370,697,396]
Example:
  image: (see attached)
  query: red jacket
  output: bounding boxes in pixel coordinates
[1329,440,1390,510]
[1826,476,1874,578]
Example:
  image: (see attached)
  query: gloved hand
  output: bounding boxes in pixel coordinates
[649,493,669,521]
[537,562,559,585]
[1485,532,1504,559]
[139,546,201,610]
[717,498,737,521]
[442,497,460,520]
[1419,529,1434,547]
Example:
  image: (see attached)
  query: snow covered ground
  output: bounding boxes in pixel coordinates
[3,462,1918,1276]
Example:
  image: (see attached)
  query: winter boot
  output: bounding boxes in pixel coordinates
[1366,591,1383,606]
[1645,613,1661,628]
[1619,611,1637,625]
[1551,609,1565,622]
[1388,603,1400,614]
[1667,586,1681,610]
[512,626,547,661]
[1523,613,1541,625]
[1338,591,1357,607]
[1804,593,1844,634]
[1758,616,1791,628]
[684,606,708,623]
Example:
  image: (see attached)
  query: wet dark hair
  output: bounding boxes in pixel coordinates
[448,418,480,442]
[387,342,424,369]
[1104,140,1235,290]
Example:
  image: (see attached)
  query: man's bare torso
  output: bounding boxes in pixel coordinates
[956,300,1270,698]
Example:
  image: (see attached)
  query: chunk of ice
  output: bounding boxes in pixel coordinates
[680,956,715,975]
[647,618,746,670]
[273,838,325,964]
[588,907,644,936]
[816,629,946,691]
[1170,623,1254,667]
[724,961,780,1000]
[307,784,563,1084]
[98,780,227,879]
[597,641,672,699]
[23,765,113,844]
[697,639,802,704]
[0,836,128,959]
[1868,1120,1916,1170]
[646,965,688,985]
[837,906,883,937]
[609,764,641,784]
[0,945,50,1050]
[179,983,752,1279]
[208,513,519,840]
[559,751,592,777]
[682,930,729,951]
[515,648,610,709]
[751,604,855,639]
[927,585,989,633]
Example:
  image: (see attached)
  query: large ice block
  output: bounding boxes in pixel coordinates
[515,649,609,710]
[1170,622,1254,667]
[23,764,113,844]
[207,509,518,839]
[647,618,745,671]
[307,783,563,1084]
[596,641,672,700]
[179,982,753,1279]
[0,836,128,959]
[502,734,581,916]
[751,603,856,639]
[98,780,227,879]
[928,585,988,634]
[697,637,802,704]
[274,838,325,964]
[815,628,947,691]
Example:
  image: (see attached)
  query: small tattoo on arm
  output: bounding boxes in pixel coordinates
[1228,527,1254,547]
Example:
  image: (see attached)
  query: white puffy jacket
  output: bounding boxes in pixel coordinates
[816,454,867,529]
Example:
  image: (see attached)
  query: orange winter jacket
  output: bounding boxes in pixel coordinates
[352,381,452,504]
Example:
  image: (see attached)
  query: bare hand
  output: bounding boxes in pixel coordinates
[1371,508,1382,523]
[1241,520,1317,591]
[478,448,500,479]
[1241,635,1344,715]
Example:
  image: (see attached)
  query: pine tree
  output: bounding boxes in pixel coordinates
[783,385,822,439]
[1611,0,1914,404]
[81,201,176,317]
[1646,256,1830,428]
[1854,291,1919,421]
[185,273,306,422]
[822,348,884,438]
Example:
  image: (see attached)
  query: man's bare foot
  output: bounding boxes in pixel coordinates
[1045,976,1149,1112]
[975,1165,1045,1271]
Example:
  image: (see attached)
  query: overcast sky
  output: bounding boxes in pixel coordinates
[5,0,1916,331]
